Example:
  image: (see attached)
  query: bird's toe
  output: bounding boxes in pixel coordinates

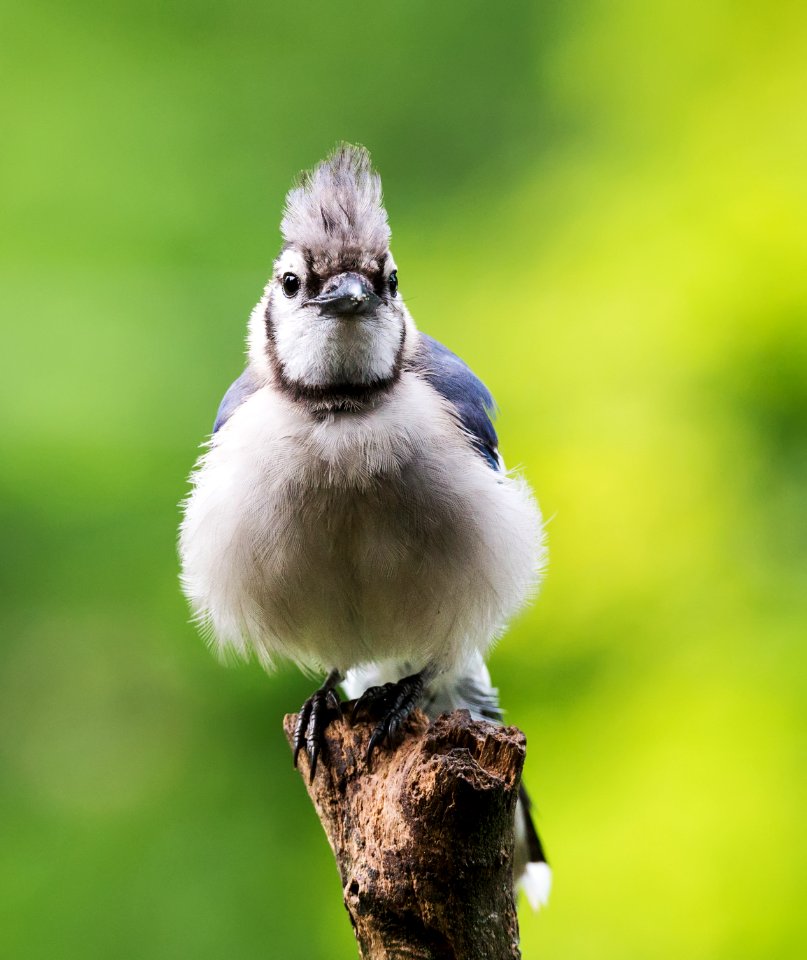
[293,686,342,780]
[359,672,425,766]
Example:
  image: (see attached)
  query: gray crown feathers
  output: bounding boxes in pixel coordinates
[280,144,391,258]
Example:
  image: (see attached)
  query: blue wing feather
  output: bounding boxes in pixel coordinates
[414,333,501,470]
[212,368,259,433]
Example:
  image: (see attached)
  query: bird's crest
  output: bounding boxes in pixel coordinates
[280,144,391,262]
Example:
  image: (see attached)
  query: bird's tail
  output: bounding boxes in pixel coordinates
[515,783,552,910]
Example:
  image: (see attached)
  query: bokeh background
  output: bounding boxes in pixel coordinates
[2,1,805,957]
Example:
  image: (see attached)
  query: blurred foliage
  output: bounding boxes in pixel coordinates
[1,1,805,957]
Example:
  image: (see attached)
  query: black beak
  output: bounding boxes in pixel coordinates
[304,272,381,315]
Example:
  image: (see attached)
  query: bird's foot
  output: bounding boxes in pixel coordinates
[292,670,342,782]
[351,671,425,765]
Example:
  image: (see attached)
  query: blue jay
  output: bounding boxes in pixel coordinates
[179,144,551,909]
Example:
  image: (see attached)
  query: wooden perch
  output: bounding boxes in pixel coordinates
[283,707,526,960]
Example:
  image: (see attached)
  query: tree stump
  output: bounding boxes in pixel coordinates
[282,707,526,960]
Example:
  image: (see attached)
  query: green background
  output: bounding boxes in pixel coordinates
[2,1,805,957]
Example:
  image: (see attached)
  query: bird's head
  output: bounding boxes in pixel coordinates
[250,144,411,411]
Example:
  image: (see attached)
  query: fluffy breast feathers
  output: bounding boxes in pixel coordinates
[179,365,545,675]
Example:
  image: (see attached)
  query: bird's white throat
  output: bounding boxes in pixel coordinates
[248,293,408,389]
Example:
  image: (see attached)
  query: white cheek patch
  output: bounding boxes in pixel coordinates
[269,295,404,387]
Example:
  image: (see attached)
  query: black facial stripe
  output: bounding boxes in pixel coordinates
[370,266,387,297]
[305,269,324,298]
[264,297,274,340]
[395,312,407,369]
[370,252,389,296]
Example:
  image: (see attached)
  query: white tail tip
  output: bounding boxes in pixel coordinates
[520,861,552,911]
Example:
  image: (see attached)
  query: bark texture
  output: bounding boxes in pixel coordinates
[283,707,525,960]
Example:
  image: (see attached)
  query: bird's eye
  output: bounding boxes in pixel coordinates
[388,270,398,297]
[281,272,300,298]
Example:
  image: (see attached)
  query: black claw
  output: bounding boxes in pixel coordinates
[292,671,342,778]
[366,725,386,764]
[354,672,425,767]
[351,683,388,723]
[326,689,342,718]
[307,739,320,782]
[292,700,313,769]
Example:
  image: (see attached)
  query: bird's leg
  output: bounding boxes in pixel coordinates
[351,669,428,764]
[292,669,343,781]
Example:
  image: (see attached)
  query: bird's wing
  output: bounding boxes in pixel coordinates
[212,367,260,433]
[413,332,501,470]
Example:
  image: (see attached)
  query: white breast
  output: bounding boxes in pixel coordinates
[179,373,544,676]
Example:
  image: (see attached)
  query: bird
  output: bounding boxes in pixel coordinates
[179,143,551,910]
